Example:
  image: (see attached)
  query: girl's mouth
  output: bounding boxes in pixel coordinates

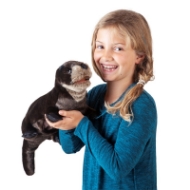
[100,64,118,72]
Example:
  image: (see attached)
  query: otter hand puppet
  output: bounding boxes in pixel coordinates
[21,60,92,176]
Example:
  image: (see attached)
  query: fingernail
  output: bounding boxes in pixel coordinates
[59,110,64,114]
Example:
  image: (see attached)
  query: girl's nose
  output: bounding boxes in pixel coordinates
[102,50,113,62]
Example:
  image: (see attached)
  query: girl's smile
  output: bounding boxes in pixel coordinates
[100,63,118,73]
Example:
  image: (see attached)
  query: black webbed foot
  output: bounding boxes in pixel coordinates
[53,132,60,144]
[54,135,60,143]
[22,131,38,139]
[46,106,63,122]
[46,112,63,122]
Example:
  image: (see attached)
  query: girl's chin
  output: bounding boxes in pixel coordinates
[101,75,115,82]
[98,68,117,81]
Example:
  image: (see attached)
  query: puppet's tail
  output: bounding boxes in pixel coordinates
[22,137,45,176]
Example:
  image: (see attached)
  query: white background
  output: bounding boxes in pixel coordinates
[0,0,190,189]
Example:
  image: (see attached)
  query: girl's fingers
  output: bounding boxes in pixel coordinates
[58,110,67,117]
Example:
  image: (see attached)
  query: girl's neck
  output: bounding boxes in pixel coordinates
[105,80,133,104]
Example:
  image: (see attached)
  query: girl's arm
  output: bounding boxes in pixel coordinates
[73,95,157,180]
[58,129,84,154]
[45,112,85,154]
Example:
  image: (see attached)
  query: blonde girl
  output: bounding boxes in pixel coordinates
[46,9,157,190]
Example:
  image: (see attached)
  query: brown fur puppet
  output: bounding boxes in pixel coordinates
[21,60,92,176]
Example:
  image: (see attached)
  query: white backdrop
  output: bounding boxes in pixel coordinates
[0,0,190,189]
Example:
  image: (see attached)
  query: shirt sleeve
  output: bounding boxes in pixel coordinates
[59,129,84,154]
[74,94,157,180]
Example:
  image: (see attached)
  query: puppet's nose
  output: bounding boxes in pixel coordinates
[80,63,88,69]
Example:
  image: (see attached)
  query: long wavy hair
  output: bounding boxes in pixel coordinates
[91,9,154,121]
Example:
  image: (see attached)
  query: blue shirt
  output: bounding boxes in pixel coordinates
[59,84,157,190]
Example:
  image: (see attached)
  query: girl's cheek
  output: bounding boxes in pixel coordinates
[93,51,99,62]
[93,54,100,67]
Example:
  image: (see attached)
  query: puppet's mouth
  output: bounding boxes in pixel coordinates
[74,76,90,84]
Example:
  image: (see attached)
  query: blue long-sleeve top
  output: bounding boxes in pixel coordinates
[59,84,157,190]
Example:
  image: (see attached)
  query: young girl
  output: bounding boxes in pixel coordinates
[46,9,157,190]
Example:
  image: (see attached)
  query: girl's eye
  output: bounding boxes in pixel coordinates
[114,47,123,51]
[96,45,104,49]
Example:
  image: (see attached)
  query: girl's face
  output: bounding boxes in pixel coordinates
[94,27,143,85]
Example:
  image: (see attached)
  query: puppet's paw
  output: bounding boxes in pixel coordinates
[53,133,60,144]
[46,112,63,122]
[22,131,38,139]
[55,136,60,143]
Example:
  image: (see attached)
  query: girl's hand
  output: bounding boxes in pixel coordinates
[45,110,84,130]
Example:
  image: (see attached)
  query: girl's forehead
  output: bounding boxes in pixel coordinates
[98,26,126,36]
[96,26,130,44]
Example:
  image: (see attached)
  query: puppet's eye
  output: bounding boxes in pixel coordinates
[67,69,72,74]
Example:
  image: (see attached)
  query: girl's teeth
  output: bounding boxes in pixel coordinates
[101,64,117,70]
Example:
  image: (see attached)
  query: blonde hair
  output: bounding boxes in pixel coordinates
[91,9,154,121]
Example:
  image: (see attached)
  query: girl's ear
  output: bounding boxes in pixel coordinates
[135,54,145,64]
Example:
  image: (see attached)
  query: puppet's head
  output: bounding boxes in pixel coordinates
[55,61,92,92]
